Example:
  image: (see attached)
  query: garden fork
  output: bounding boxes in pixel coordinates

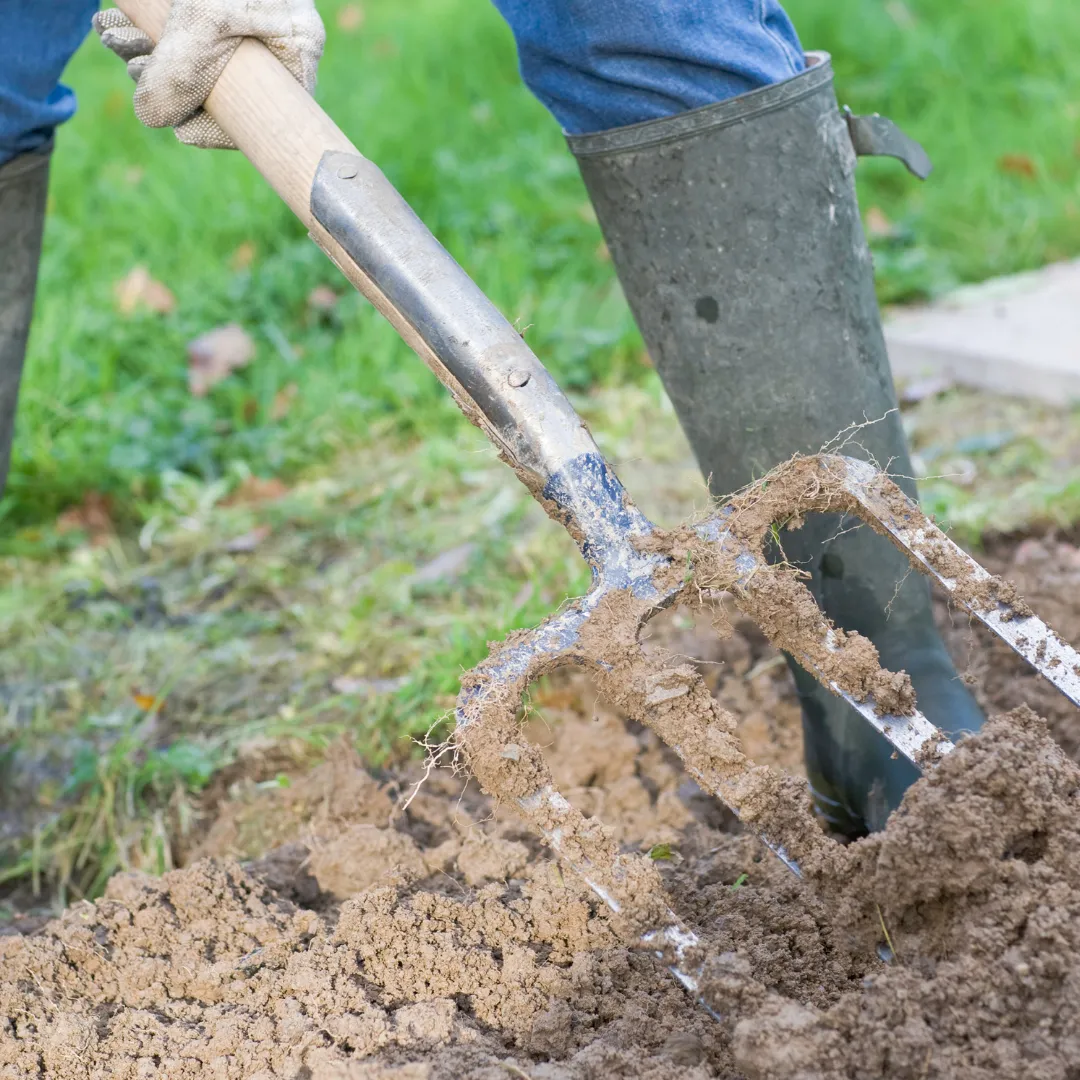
[120,0,1080,1003]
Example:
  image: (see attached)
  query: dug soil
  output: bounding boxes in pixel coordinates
[4,535,1080,1079]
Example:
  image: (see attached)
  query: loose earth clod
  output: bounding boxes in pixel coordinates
[5,695,1080,1079]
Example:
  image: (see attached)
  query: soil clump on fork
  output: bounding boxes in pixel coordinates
[4,534,1080,1078]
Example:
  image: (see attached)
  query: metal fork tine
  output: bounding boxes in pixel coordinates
[839,457,1080,710]
[774,620,953,767]
[695,514,954,770]
[453,452,1080,1022]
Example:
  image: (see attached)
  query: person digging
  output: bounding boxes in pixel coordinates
[0,0,984,838]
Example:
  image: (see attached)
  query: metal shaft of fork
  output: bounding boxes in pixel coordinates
[312,149,718,999]
[310,150,652,575]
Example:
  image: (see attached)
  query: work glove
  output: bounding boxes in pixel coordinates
[93,1,326,149]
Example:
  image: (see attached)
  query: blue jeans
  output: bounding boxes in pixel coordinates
[1,1,803,164]
[0,0,99,164]
[493,0,803,134]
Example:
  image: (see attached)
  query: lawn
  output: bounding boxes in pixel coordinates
[3,0,1080,904]
[12,0,1080,532]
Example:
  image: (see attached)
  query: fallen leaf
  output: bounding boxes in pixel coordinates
[35,780,60,809]
[224,525,271,553]
[271,382,299,421]
[224,475,289,506]
[104,88,128,117]
[336,3,364,31]
[242,397,259,423]
[56,492,115,546]
[187,324,256,396]
[998,153,1037,179]
[230,241,256,270]
[331,675,408,696]
[131,689,161,712]
[114,265,176,316]
[595,240,610,262]
[899,376,953,405]
[124,166,144,186]
[409,542,476,585]
[1012,538,1049,567]
[307,284,339,312]
[865,206,893,239]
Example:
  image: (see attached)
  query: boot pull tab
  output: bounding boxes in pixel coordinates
[842,106,932,180]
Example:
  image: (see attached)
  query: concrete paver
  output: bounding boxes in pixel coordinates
[885,258,1080,403]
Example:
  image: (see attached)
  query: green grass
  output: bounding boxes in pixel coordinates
[14,0,640,531]
[790,0,1080,298]
[12,0,1080,531]
[0,380,691,905]
[0,419,584,902]
[906,389,1080,543]
[5,0,1080,907]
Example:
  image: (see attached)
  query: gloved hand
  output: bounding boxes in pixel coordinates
[93,1,325,149]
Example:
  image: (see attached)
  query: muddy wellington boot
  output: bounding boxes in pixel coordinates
[568,52,983,837]
[0,143,51,499]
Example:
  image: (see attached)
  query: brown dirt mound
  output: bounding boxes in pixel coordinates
[713,707,1080,1079]
[4,674,1080,1079]
[6,525,1080,1080]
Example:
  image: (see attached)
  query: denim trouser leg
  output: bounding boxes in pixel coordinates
[2,1,803,159]
[0,0,98,166]
[490,0,805,134]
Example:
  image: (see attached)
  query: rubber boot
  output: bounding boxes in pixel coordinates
[568,53,983,836]
[0,144,51,500]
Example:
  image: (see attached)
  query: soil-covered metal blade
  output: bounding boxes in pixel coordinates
[840,457,1080,711]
